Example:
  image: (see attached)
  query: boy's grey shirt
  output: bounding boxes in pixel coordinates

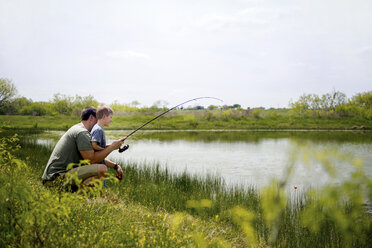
[91,124,106,148]
[42,123,93,181]
[90,123,106,164]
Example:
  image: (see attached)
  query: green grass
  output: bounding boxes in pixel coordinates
[1,129,371,247]
[0,115,79,130]
[1,110,372,131]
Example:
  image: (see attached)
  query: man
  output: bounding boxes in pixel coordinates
[41,106,126,186]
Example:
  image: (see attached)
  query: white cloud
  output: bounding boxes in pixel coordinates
[105,50,151,60]
[195,6,293,31]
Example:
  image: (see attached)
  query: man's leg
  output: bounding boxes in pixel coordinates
[71,164,107,185]
[81,164,107,184]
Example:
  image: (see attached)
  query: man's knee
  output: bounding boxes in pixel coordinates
[98,164,108,177]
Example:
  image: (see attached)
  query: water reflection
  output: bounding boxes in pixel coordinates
[107,129,372,144]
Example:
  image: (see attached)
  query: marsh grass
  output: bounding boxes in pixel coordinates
[111,162,260,215]
[106,158,371,247]
[1,129,371,247]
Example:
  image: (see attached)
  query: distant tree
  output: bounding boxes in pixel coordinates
[129,100,141,108]
[221,105,229,110]
[231,104,241,109]
[349,91,372,108]
[290,90,347,117]
[71,95,99,116]
[185,105,205,110]
[20,102,48,116]
[0,78,17,106]
[309,94,321,110]
[321,91,347,111]
[73,95,98,108]
[51,93,73,115]
[289,94,314,116]
[208,105,218,110]
[152,100,169,109]
[6,97,33,114]
[349,91,372,118]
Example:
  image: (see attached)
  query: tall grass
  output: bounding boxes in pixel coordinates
[1,129,371,247]
[108,159,371,247]
[113,162,260,215]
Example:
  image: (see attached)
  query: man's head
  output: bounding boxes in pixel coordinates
[81,106,97,120]
[97,104,114,127]
[81,106,97,131]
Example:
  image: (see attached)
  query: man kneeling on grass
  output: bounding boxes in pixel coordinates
[41,106,126,188]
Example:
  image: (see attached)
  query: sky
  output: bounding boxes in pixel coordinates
[1,0,371,109]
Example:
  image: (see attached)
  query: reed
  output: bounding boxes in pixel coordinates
[1,130,370,247]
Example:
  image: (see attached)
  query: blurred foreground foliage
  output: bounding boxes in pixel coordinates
[0,131,371,247]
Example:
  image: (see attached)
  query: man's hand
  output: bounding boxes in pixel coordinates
[111,137,126,150]
[115,164,124,181]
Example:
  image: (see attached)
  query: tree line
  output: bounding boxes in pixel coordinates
[289,90,372,118]
[0,78,99,116]
[0,78,247,116]
[1,78,371,118]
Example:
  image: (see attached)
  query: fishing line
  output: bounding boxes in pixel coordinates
[119,96,223,152]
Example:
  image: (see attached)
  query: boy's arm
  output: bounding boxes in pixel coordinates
[91,141,104,151]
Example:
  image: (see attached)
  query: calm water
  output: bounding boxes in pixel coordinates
[37,130,372,188]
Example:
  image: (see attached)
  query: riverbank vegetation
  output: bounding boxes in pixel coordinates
[1,78,372,130]
[1,109,371,130]
[1,129,371,247]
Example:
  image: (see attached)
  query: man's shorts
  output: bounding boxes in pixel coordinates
[43,164,100,187]
[71,164,100,181]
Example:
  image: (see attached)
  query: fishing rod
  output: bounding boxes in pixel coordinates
[119,96,223,152]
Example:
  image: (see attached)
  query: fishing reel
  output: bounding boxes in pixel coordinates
[119,144,129,153]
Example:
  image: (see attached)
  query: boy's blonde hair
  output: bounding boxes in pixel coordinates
[96,104,114,119]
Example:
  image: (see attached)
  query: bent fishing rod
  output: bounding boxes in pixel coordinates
[119,96,223,152]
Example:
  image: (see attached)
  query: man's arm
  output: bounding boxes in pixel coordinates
[80,138,125,164]
[105,158,123,181]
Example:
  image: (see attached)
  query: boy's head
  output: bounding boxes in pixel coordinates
[96,104,114,119]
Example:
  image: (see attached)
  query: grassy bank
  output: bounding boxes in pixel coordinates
[1,129,371,247]
[1,110,372,130]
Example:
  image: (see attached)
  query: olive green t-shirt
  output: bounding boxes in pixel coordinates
[42,123,93,181]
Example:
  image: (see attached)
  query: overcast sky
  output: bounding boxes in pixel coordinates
[1,0,371,108]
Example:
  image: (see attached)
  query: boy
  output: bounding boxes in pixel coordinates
[91,104,113,155]
[90,104,124,182]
